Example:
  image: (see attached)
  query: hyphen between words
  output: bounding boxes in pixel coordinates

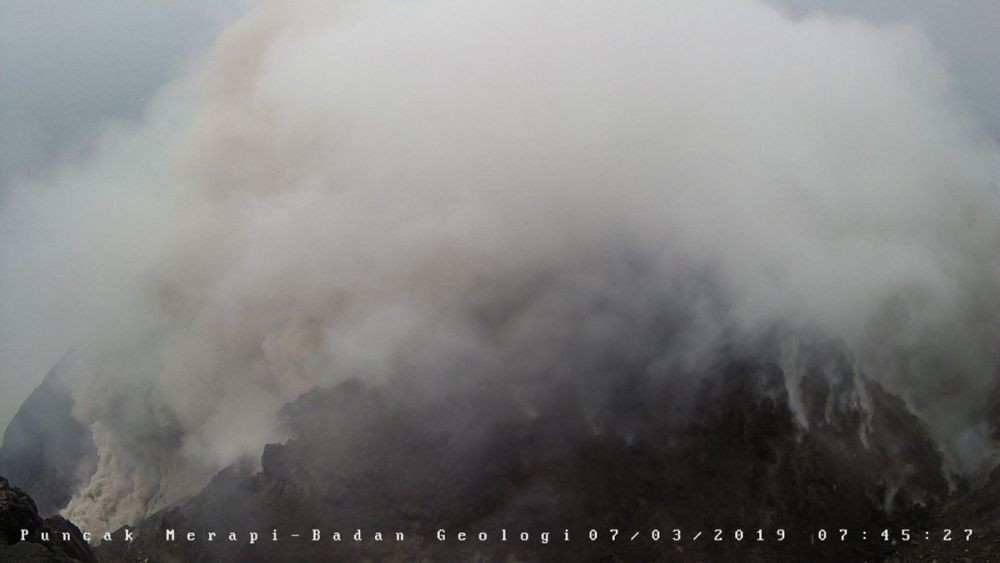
[19,528,567,544]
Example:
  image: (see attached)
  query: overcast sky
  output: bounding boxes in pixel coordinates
[0,0,252,186]
[0,0,997,434]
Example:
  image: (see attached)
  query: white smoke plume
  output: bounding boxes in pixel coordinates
[2,0,999,531]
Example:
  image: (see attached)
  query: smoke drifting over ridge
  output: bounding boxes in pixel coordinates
[2,0,1000,531]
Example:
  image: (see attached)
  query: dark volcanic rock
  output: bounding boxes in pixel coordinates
[97,346,949,562]
[0,355,98,516]
[886,464,1000,561]
[0,475,96,562]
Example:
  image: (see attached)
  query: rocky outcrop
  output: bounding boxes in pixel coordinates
[0,475,96,562]
[885,463,1000,561]
[96,346,949,562]
[0,355,98,516]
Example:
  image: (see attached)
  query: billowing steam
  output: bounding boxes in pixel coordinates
[2,0,999,532]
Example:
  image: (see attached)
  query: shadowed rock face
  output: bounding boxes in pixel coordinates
[95,346,949,562]
[0,475,96,563]
[887,461,1000,561]
[0,357,97,517]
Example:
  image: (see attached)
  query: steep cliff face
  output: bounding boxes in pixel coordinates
[0,356,98,517]
[95,347,949,562]
[0,475,96,563]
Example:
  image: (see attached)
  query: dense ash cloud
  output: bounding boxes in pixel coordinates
[1,0,999,531]
[768,0,1000,139]
[0,0,255,438]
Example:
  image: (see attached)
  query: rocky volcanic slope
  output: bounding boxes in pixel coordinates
[887,466,1000,561]
[7,343,995,561]
[0,358,98,517]
[95,348,950,562]
[0,475,95,562]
